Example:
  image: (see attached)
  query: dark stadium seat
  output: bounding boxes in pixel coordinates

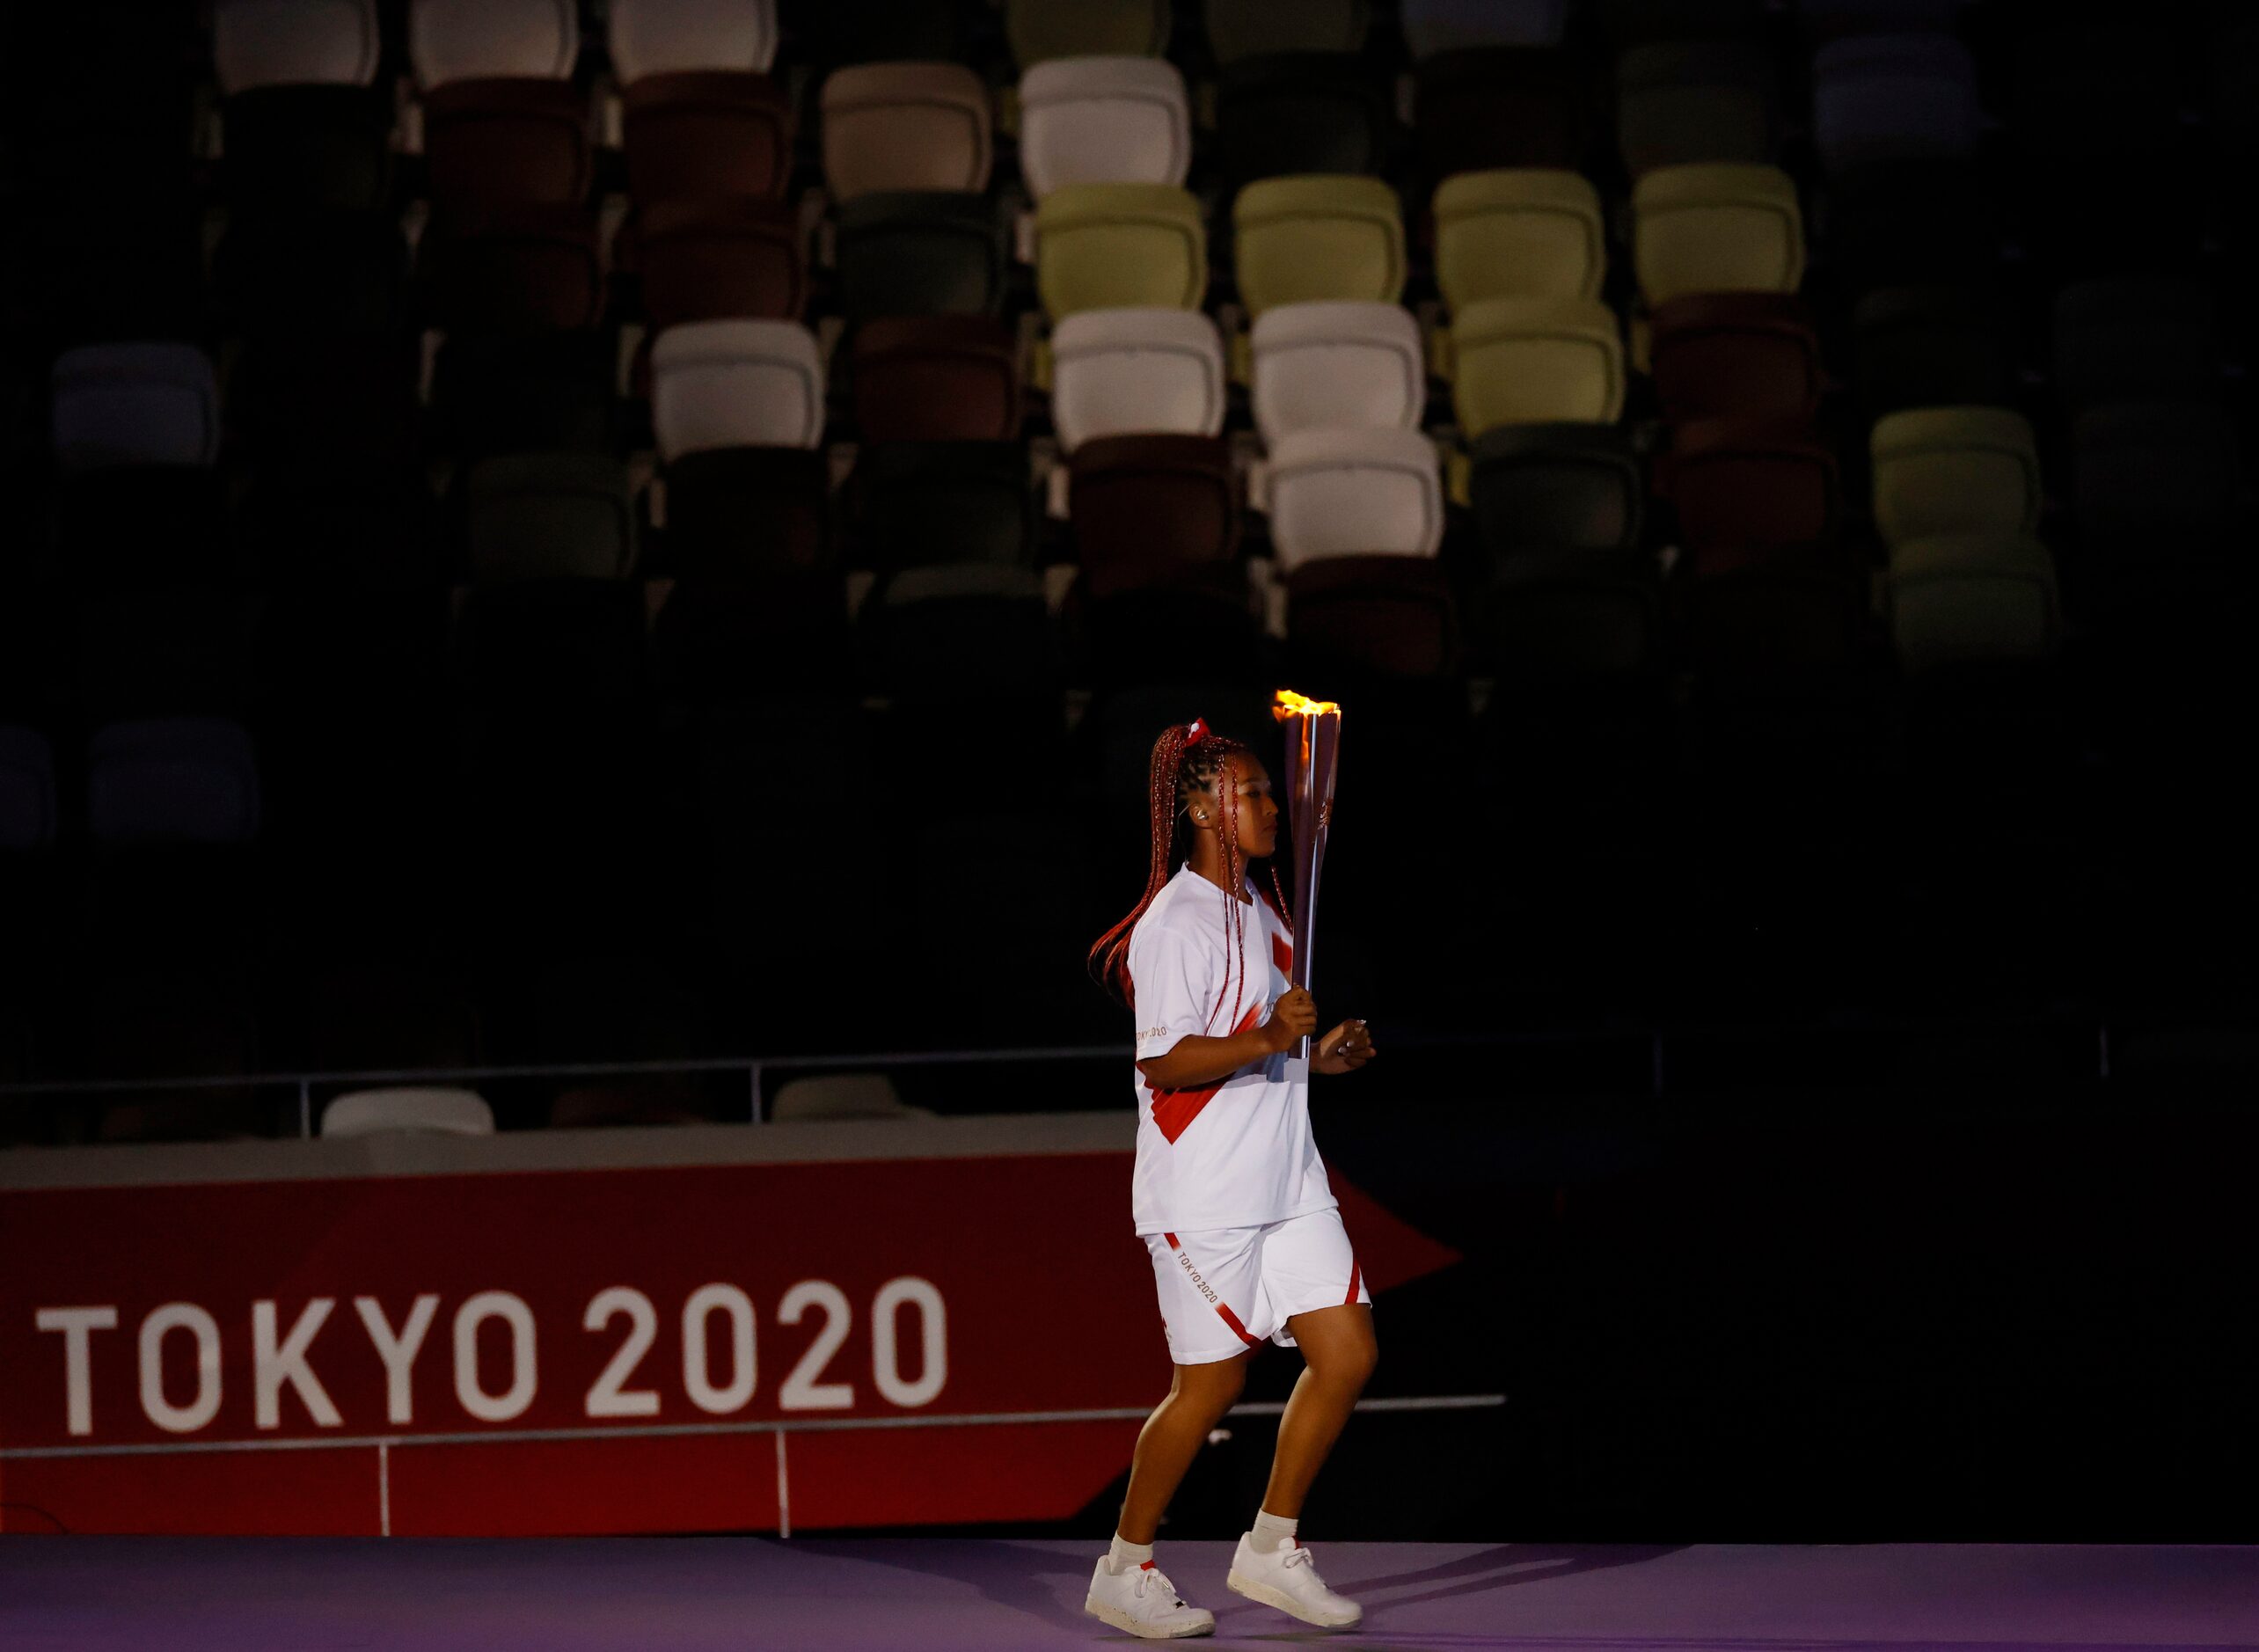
[1810,32,1985,179]
[87,718,261,845]
[420,78,594,216]
[1601,0,1766,48]
[1286,554,1461,682]
[654,567,852,701]
[848,442,1035,573]
[463,455,640,584]
[1657,420,1839,574]
[1822,158,1999,294]
[863,565,1060,698]
[1616,40,1779,179]
[1207,0,1369,62]
[801,0,965,65]
[0,727,57,852]
[1403,0,1571,55]
[2071,399,2241,554]
[1479,545,1663,682]
[834,193,1011,321]
[431,332,618,461]
[1006,0,1171,66]
[1414,48,1590,177]
[630,198,808,326]
[220,84,395,215]
[1646,293,1823,427]
[1794,0,1963,43]
[424,203,607,333]
[214,208,411,337]
[77,588,260,726]
[1213,54,1393,190]
[1850,286,2011,423]
[850,317,1022,443]
[1466,424,1647,558]
[2050,279,2226,410]
[1067,434,1241,597]
[662,447,833,581]
[621,72,795,204]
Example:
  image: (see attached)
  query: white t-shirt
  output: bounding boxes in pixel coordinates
[1126,863,1338,1236]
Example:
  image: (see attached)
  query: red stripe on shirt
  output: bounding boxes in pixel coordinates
[1149,1000,1263,1144]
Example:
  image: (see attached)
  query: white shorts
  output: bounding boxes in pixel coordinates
[1142,1204,1371,1366]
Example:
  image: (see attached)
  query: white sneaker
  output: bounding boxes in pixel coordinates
[1085,1553,1217,1639]
[1225,1531,1363,1627]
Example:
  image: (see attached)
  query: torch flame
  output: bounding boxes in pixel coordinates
[1272,688,1342,720]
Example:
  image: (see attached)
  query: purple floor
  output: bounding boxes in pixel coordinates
[4,1538,2255,1650]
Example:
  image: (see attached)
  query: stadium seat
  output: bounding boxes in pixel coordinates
[1018,56,1192,200]
[464,454,639,582]
[865,563,1058,697]
[1402,0,1570,55]
[1449,296,1625,433]
[662,447,833,579]
[2050,279,2225,409]
[1632,163,1805,306]
[631,198,807,326]
[214,208,409,336]
[1466,423,1646,556]
[1657,419,1839,572]
[1067,434,1241,596]
[1232,176,1405,317]
[216,0,380,92]
[420,78,592,215]
[1250,301,1425,441]
[1602,0,1766,48]
[77,588,260,723]
[1646,293,1822,426]
[431,333,617,459]
[621,71,794,203]
[1678,544,1869,683]
[1851,286,2008,423]
[651,319,825,459]
[1479,545,1661,679]
[2072,399,2240,551]
[1414,47,1590,175]
[1214,54,1393,190]
[1035,185,1208,319]
[1824,158,1998,293]
[88,719,261,845]
[1795,0,1963,43]
[851,317,1022,442]
[216,0,391,212]
[801,0,964,65]
[1208,0,1368,61]
[769,1074,932,1122]
[1615,40,1778,179]
[49,344,220,473]
[321,1086,495,1137]
[0,727,57,852]
[1869,406,2043,546]
[410,0,579,86]
[1049,307,1227,454]
[1261,428,1444,567]
[1811,33,1984,178]
[655,564,849,698]
[1286,554,1460,679]
[1888,532,2059,673]
[849,442,1034,571]
[2008,21,2180,164]
[1432,170,1606,307]
[241,468,444,590]
[837,192,1011,320]
[820,62,993,202]
[460,580,649,717]
[607,0,779,81]
[424,203,605,332]
[1006,0,1171,66]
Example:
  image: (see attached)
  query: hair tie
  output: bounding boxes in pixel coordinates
[1184,718,1209,745]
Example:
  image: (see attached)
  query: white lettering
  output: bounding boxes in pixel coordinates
[252,1299,341,1429]
[453,1291,537,1422]
[34,1306,118,1437]
[871,1277,947,1408]
[681,1284,756,1415]
[139,1303,222,1434]
[778,1281,854,1411]
[582,1288,661,1418]
[354,1295,440,1425]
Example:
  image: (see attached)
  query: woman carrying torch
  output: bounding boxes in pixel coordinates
[1082,700,1378,1639]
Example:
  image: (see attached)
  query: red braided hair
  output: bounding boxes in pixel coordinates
[1088,720,1295,1031]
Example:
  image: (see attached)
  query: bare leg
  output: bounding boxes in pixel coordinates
[1259,1304,1377,1521]
[1116,1353,1252,1544]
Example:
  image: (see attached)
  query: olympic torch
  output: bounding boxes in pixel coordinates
[1271,689,1342,1062]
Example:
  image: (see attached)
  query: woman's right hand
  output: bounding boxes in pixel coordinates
[1262,986,1319,1054]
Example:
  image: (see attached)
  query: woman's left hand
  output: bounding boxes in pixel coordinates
[1313,1019,1376,1075]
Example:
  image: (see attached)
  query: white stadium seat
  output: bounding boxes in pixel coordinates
[1017,56,1193,201]
[322,1087,497,1138]
[410,0,579,90]
[50,344,221,474]
[769,1074,937,1122]
[1048,307,1226,454]
[1261,427,1445,569]
[607,0,779,83]
[1250,301,1425,442]
[651,319,826,460]
[215,0,381,93]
